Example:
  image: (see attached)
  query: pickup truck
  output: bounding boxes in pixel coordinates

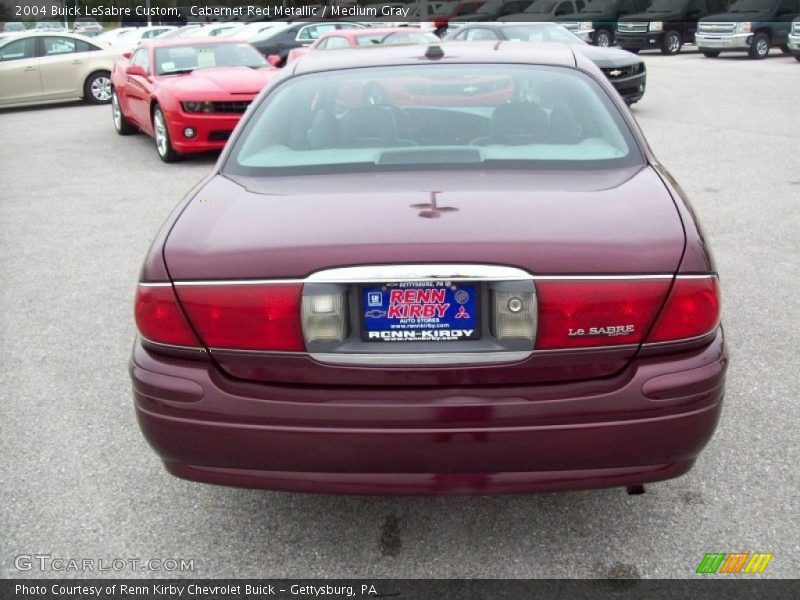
[788,15,800,58]
[556,0,653,46]
[616,0,728,54]
[695,0,800,58]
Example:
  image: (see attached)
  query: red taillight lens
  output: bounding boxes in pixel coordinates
[135,285,201,347]
[647,277,720,343]
[175,284,304,352]
[536,280,671,350]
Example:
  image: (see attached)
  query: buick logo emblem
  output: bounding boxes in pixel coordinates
[411,191,458,219]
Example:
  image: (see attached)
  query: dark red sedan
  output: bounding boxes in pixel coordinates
[131,42,726,495]
[110,39,277,162]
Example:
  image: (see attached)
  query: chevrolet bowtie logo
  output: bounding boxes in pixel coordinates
[609,69,622,77]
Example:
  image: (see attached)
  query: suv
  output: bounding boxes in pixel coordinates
[696,0,800,58]
[789,16,800,59]
[556,0,653,46]
[617,0,728,54]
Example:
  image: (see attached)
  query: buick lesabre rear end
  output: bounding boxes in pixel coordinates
[130,43,726,495]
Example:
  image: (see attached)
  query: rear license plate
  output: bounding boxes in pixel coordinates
[362,282,480,342]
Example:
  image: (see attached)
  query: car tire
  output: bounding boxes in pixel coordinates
[620,47,641,54]
[748,32,770,59]
[84,71,112,104]
[660,30,682,55]
[779,45,790,54]
[111,89,136,136]
[701,50,721,57]
[152,106,180,163]
[594,28,613,47]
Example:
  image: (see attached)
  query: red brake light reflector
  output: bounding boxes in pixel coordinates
[135,285,201,347]
[647,277,720,343]
[536,280,671,350]
[175,284,304,352]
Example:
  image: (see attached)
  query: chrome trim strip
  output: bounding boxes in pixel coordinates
[166,273,717,286]
[140,335,206,352]
[308,351,533,366]
[305,264,533,283]
[138,282,173,287]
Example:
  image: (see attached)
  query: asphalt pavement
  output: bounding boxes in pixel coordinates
[1,48,798,579]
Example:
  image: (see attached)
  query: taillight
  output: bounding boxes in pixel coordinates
[536,280,671,350]
[135,284,201,347]
[174,284,304,351]
[646,277,720,343]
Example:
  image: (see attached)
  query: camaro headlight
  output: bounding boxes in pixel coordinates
[579,21,593,31]
[649,21,663,32]
[181,101,214,113]
[735,22,752,33]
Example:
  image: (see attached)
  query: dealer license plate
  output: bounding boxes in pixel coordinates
[362,282,480,342]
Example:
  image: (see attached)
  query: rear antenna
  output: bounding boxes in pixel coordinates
[425,45,445,60]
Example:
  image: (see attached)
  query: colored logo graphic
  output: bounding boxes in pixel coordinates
[696,553,773,574]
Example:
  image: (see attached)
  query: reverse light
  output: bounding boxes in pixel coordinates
[492,291,535,341]
[135,284,200,347]
[735,22,752,33]
[174,284,304,351]
[649,21,664,31]
[646,277,720,343]
[302,291,349,343]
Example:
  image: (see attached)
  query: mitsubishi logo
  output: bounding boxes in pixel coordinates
[411,191,458,219]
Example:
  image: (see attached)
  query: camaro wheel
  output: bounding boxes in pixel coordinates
[749,32,770,59]
[84,71,112,104]
[594,29,613,47]
[152,106,179,163]
[111,90,136,135]
[701,50,721,57]
[661,31,682,55]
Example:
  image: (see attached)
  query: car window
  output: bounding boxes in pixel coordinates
[777,0,795,14]
[154,42,266,75]
[297,24,337,42]
[576,0,586,9]
[556,1,575,14]
[688,0,708,12]
[142,28,168,39]
[75,40,98,53]
[324,37,352,49]
[0,37,37,61]
[465,28,500,40]
[224,64,643,177]
[42,36,77,56]
[131,48,150,73]
[337,23,365,30]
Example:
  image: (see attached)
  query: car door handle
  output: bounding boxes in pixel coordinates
[70,59,82,64]
[24,66,37,71]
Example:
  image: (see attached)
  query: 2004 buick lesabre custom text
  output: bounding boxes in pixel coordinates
[130,42,727,495]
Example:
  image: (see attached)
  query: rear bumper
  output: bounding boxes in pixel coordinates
[695,32,751,50]
[130,330,727,495]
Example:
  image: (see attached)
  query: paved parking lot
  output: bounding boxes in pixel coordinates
[1,49,798,579]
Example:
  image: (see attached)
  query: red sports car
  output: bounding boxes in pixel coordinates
[131,43,726,495]
[285,27,439,64]
[110,39,277,162]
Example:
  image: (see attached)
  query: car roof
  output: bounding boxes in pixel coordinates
[0,31,99,43]
[291,41,577,75]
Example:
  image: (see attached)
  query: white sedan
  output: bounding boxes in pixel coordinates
[0,32,123,108]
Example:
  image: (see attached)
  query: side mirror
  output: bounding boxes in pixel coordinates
[125,64,147,77]
[266,54,282,67]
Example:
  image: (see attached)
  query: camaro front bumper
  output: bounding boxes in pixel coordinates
[163,110,243,154]
[608,71,647,104]
[130,329,727,495]
[695,32,752,50]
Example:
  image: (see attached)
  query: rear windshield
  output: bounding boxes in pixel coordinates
[223,64,643,177]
